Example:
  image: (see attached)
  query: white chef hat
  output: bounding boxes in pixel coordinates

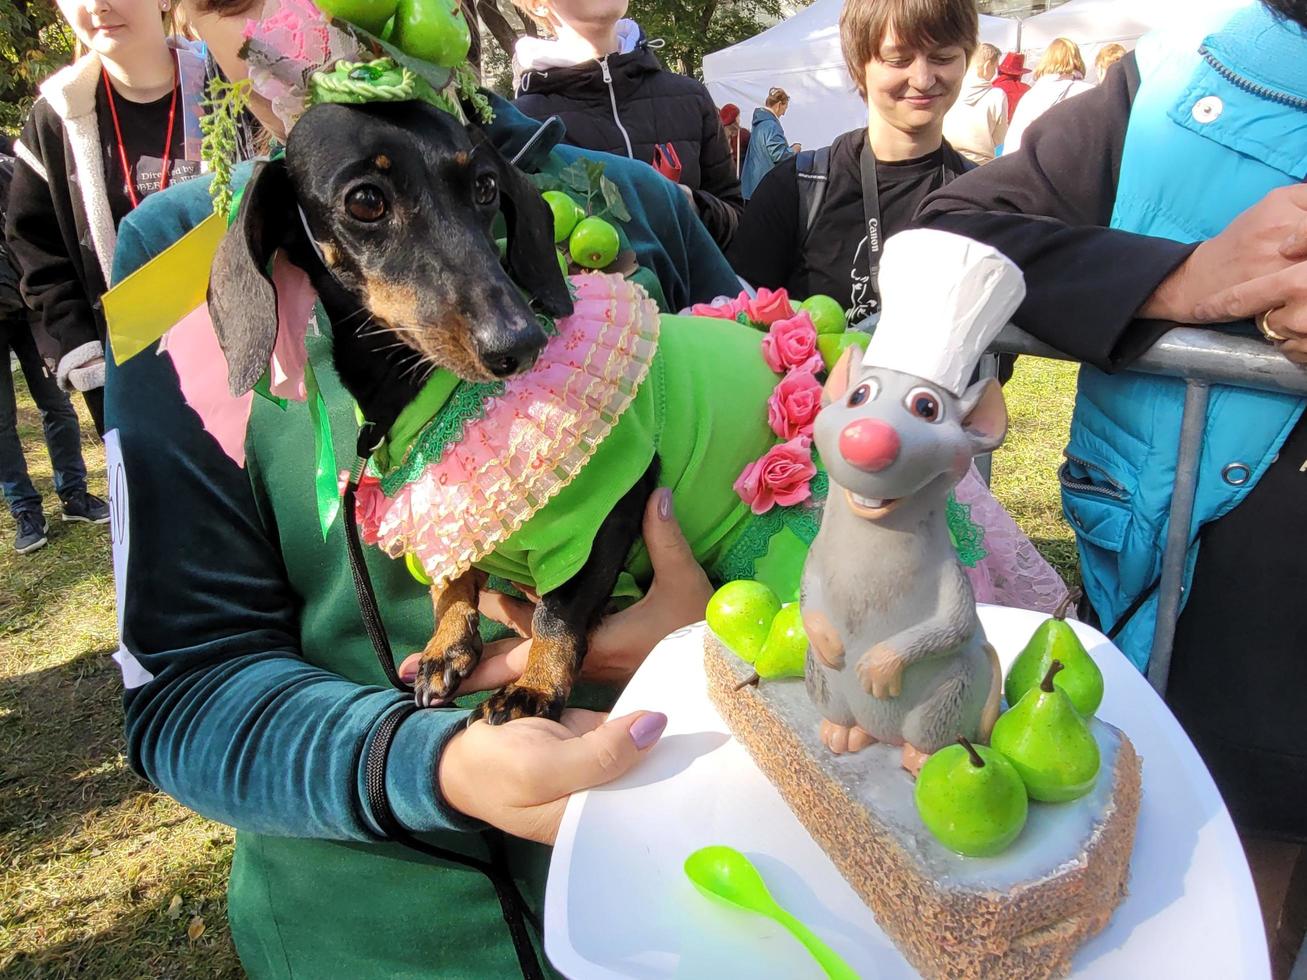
[862,229,1026,397]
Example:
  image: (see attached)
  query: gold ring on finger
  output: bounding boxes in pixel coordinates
[1257,309,1289,343]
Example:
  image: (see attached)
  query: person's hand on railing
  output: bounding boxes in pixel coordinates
[1140,184,1307,327]
[1193,259,1307,365]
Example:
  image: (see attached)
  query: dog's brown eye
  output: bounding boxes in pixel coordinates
[345,185,387,222]
[474,173,498,206]
[905,387,943,423]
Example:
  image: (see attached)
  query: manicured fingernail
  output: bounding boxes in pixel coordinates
[657,488,674,521]
[400,661,418,683]
[629,712,668,750]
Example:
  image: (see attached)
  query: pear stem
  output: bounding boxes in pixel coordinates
[1055,591,1078,621]
[1040,660,1065,693]
[957,735,985,768]
[734,672,761,692]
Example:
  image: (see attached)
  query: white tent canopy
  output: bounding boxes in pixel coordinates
[702,0,1020,150]
[1020,0,1245,81]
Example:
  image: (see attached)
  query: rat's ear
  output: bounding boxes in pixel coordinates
[473,129,574,318]
[822,347,859,406]
[208,159,297,396]
[959,377,1008,454]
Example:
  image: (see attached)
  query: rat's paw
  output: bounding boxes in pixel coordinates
[819,719,875,754]
[857,643,904,699]
[802,609,845,669]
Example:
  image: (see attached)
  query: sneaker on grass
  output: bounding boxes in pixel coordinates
[60,490,110,524]
[15,510,49,554]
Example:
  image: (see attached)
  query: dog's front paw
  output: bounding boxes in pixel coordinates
[413,637,482,708]
[470,683,566,725]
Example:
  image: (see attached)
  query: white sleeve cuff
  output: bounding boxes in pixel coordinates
[56,340,104,391]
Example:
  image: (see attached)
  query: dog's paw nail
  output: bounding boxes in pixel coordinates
[443,664,462,693]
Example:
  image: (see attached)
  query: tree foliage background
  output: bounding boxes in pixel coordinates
[0,0,73,133]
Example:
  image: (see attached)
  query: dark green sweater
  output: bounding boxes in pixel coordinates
[108,96,737,978]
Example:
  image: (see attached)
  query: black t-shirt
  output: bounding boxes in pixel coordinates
[727,128,965,324]
[96,77,202,226]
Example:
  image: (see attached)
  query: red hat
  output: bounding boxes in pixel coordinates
[719,103,740,126]
[997,52,1028,77]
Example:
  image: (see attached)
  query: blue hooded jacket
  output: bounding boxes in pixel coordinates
[741,106,795,198]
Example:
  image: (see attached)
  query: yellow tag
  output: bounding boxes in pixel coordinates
[104,212,225,363]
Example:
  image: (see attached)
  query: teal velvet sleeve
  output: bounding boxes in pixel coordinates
[109,172,478,840]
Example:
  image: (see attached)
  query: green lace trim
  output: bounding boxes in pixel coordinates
[712,472,988,581]
[713,470,829,584]
[378,379,504,496]
[946,493,988,568]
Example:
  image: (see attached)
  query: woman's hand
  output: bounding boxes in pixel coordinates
[1141,184,1307,321]
[438,709,667,844]
[1193,260,1307,365]
[399,488,714,690]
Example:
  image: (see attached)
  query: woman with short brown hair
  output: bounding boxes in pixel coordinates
[728,0,977,327]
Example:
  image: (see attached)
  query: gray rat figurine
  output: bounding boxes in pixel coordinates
[800,229,1026,775]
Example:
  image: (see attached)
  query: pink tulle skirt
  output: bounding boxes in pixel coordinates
[955,464,1073,616]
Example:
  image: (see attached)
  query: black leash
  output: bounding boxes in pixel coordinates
[343,430,545,979]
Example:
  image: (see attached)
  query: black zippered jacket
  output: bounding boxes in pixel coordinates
[514,36,744,250]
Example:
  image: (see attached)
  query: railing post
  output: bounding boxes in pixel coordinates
[1146,380,1210,697]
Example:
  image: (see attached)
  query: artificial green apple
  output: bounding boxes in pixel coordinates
[991,661,1101,803]
[914,736,1028,857]
[706,580,782,664]
[569,216,620,269]
[390,0,471,67]
[1005,596,1103,716]
[405,551,431,585]
[315,0,398,35]
[799,294,846,335]
[542,190,583,243]
[754,602,808,679]
[816,331,870,371]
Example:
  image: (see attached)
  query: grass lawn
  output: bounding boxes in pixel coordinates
[0,356,1079,977]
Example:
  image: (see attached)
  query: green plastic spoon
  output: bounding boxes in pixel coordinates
[684,845,861,979]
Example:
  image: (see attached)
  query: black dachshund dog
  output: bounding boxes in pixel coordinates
[210,100,658,723]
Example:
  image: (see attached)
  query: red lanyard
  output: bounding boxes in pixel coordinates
[102,49,179,211]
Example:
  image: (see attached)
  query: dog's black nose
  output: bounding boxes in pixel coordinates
[481,331,543,378]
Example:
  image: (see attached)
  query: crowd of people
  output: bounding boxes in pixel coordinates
[3,0,1306,975]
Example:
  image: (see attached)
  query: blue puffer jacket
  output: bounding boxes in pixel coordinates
[1066,2,1307,670]
[740,107,795,199]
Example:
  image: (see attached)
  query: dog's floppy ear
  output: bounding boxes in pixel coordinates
[473,130,574,318]
[209,159,297,396]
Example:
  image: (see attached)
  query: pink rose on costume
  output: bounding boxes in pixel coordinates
[761,311,818,372]
[745,287,795,327]
[689,295,746,319]
[734,436,818,514]
[341,470,387,545]
[767,369,824,439]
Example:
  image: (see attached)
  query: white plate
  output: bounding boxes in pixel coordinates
[546,608,1268,979]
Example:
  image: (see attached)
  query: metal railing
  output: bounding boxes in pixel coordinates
[988,324,1307,696]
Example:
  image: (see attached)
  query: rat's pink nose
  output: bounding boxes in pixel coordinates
[839,419,900,471]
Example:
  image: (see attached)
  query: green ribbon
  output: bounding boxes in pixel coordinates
[305,358,340,540]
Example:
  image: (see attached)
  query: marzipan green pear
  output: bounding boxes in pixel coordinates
[991,661,1100,803]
